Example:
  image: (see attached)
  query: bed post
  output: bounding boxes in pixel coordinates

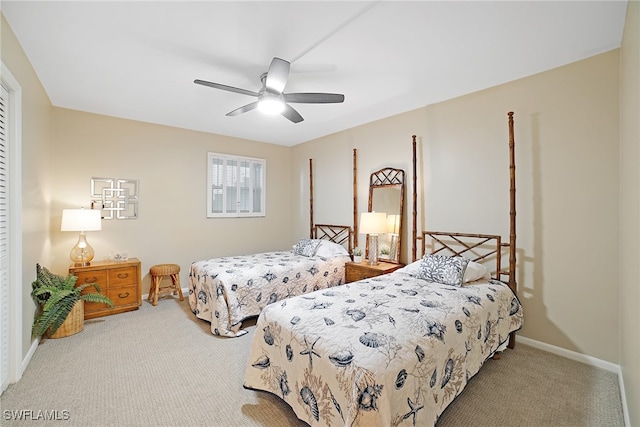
[309,158,314,239]
[508,112,516,294]
[507,111,517,349]
[353,149,358,249]
[412,135,418,262]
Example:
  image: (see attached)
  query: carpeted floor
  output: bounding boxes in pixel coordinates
[1,297,624,426]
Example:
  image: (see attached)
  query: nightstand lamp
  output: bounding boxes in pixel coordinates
[61,208,102,267]
[360,211,387,266]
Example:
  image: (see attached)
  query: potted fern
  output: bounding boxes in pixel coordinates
[31,264,114,338]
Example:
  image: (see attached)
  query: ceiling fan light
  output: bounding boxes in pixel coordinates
[258,95,285,115]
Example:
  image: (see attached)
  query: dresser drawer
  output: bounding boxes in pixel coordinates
[75,271,108,287]
[82,285,110,314]
[107,285,138,306]
[84,299,111,314]
[109,267,137,287]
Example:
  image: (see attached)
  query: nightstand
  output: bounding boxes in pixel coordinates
[69,258,142,319]
[345,260,403,283]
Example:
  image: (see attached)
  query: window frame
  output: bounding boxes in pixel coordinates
[206,152,266,218]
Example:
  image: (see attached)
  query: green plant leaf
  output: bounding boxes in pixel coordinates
[75,282,101,293]
[42,289,75,311]
[80,293,115,307]
[31,265,78,304]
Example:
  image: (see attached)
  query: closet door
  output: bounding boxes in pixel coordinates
[0,82,9,393]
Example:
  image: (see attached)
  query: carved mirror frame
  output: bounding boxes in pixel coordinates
[367,167,405,264]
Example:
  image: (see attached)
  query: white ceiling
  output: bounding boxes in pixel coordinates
[2,1,628,146]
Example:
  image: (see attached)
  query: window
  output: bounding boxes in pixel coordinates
[207,152,265,218]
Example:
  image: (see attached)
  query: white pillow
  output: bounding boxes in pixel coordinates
[463,261,491,283]
[314,240,350,257]
[397,258,489,283]
[396,259,422,275]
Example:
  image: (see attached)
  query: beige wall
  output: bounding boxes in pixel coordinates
[293,51,621,364]
[619,0,639,423]
[1,14,54,359]
[50,108,293,293]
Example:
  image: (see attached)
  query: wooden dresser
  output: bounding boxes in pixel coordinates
[70,258,142,319]
[345,260,403,283]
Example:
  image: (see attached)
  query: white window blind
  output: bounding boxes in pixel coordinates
[207,153,265,218]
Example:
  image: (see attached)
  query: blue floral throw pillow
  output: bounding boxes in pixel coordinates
[417,254,470,287]
[292,239,322,257]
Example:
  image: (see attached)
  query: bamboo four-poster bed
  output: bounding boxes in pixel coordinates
[188,150,359,337]
[243,112,523,425]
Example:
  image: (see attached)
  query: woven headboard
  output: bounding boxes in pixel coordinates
[313,224,353,253]
[417,231,511,282]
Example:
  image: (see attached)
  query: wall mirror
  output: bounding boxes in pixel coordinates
[367,167,405,264]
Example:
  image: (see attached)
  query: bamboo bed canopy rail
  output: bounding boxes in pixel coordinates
[308,148,358,252]
[412,111,518,348]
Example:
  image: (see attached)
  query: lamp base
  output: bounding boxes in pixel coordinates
[368,235,379,266]
[73,261,92,267]
[69,231,95,267]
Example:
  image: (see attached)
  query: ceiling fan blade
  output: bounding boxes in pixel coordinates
[281,104,304,123]
[265,57,290,94]
[226,101,259,116]
[284,93,345,104]
[194,79,259,98]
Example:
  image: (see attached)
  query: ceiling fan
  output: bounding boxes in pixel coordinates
[194,57,344,123]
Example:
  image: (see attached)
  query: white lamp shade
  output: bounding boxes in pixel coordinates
[61,209,102,232]
[387,215,400,234]
[359,212,388,235]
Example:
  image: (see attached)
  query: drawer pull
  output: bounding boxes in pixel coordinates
[83,277,98,284]
[118,292,130,299]
[117,273,129,279]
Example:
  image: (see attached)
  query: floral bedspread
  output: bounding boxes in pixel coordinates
[188,252,350,337]
[243,271,523,426]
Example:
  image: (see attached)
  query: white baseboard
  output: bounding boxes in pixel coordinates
[618,370,631,427]
[517,336,617,371]
[21,338,39,378]
[517,336,630,427]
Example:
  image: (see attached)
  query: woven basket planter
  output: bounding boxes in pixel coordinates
[48,300,84,338]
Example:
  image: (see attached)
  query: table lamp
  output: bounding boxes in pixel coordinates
[359,211,387,265]
[61,208,102,266]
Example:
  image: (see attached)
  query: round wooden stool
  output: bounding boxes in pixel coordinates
[149,264,183,306]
